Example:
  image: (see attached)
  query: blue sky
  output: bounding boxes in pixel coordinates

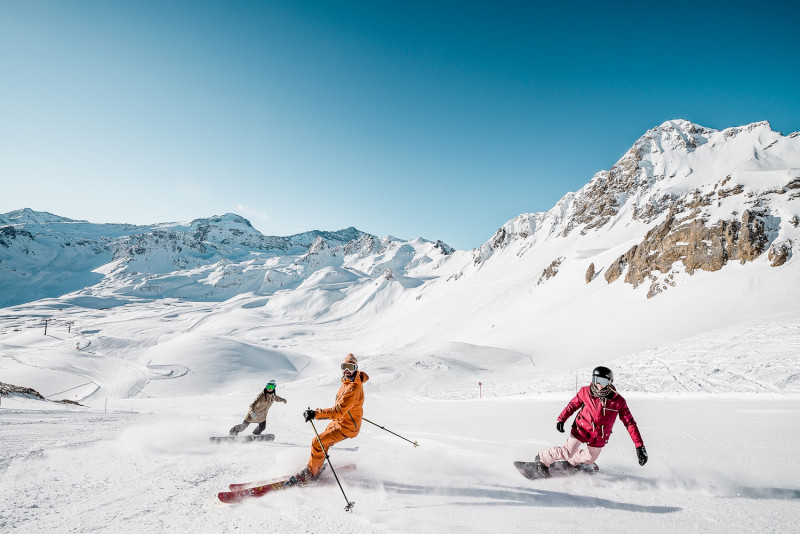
[1,1,798,250]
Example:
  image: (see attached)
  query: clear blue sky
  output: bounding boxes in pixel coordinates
[1,1,798,250]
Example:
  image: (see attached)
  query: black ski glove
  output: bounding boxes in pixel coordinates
[556,421,565,433]
[636,445,648,466]
[303,409,316,422]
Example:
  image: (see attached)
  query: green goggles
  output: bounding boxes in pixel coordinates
[265,384,276,391]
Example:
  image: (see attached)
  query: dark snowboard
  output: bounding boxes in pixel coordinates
[514,460,599,480]
[210,434,275,443]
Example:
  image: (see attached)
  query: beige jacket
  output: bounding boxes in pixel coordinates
[244,390,287,423]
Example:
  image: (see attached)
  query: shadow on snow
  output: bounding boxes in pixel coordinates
[372,481,682,514]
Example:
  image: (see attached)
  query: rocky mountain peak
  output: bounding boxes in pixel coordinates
[289,227,365,247]
[472,119,799,297]
[553,120,792,238]
[1,208,84,226]
[189,213,254,230]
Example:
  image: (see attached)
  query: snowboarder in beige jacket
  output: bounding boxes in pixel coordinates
[229,380,287,436]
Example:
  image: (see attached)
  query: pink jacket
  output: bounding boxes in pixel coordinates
[558,386,644,448]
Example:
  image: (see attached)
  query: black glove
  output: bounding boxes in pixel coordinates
[636,445,648,466]
[556,421,565,433]
[303,409,316,422]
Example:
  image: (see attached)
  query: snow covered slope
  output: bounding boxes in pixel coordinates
[2,120,799,533]
[378,119,800,364]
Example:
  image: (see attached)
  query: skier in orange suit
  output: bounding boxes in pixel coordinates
[299,353,368,479]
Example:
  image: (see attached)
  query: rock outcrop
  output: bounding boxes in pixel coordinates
[585,263,595,284]
[0,382,84,406]
[769,240,793,267]
[605,208,773,297]
[537,257,564,285]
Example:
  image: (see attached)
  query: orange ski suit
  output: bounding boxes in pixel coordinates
[307,371,369,476]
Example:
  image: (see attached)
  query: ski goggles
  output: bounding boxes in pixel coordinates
[593,376,611,386]
[265,384,276,391]
[341,362,358,372]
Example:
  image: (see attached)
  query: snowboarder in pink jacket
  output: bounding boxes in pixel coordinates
[534,366,648,477]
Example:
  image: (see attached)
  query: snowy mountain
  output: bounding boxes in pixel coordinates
[400,119,800,368]
[0,212,453,307]
[474,120,799,294]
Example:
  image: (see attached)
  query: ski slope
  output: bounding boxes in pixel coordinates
[2,295,799,532]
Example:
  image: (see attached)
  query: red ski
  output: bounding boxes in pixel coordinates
[229,474,287,491]
[228,464,357,491]
[219,464,356,503]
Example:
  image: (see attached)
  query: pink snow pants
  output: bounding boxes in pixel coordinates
[539,436,602,467]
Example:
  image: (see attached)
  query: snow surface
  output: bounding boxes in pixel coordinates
[2,120,800,532]
[2,295,799,533]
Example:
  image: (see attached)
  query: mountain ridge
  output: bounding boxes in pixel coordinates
[2,119,798,310]
[0,209,453,306]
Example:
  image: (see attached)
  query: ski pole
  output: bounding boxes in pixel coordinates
[309,418,355,512]
[362,417,419,447]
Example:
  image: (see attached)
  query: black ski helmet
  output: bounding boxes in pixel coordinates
[592,366,613,383]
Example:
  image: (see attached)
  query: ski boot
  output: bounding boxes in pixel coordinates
[580,462,599,475]
[534,455,552,478]
[563,462,582,473]
[284,464,326,487]
[284,468,311,487]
